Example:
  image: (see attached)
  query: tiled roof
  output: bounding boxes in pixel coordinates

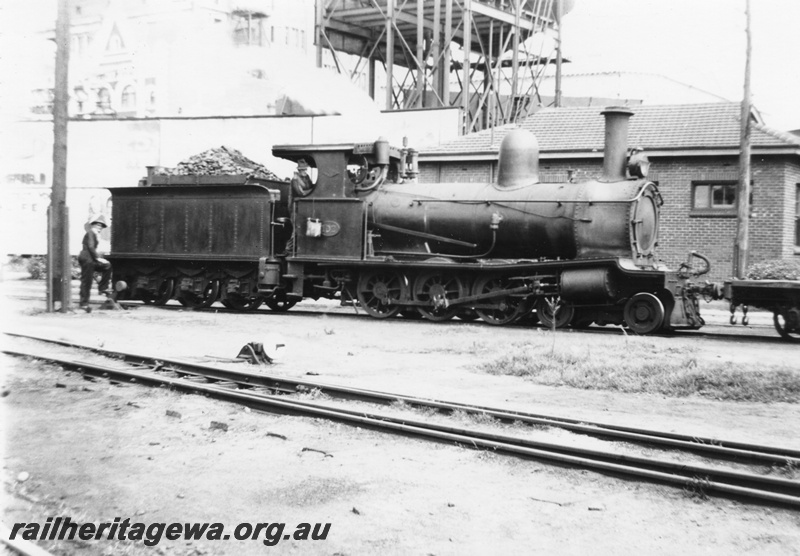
[421,103,800,156]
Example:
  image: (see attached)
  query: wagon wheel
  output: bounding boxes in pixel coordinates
[623,292,665,335]
[357,270,407,319]
[225,294,264,312]
[773,309,800,341]
[413,272,467,322]
[179,280,220,309]
[535,297,575,329]
[472,275,527,326]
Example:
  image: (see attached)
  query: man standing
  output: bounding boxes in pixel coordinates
[290,159,314,197]
[78,215,112,310]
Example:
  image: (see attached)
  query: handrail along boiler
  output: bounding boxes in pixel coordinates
[108,107,709,334]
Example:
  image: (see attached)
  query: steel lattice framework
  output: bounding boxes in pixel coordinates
[315,0,568,133]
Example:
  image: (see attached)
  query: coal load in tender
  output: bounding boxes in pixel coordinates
[157,146,283,181]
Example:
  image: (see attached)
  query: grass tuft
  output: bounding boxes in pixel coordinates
[480,339,800,403]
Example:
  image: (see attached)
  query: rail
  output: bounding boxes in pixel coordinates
[5,333,800,508]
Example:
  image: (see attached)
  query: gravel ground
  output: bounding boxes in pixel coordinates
[2,276,800,555]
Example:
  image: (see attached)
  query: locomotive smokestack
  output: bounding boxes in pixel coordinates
[496,129,539,188]
[601,106,633,182]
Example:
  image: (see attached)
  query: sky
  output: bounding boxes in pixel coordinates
[1,0,798,130]
[559,0,800,130]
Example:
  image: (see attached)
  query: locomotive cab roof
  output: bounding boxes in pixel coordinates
[272,139,403,166]
[273,138,409,197]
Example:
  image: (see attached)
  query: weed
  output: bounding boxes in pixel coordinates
[479,340,800,403]
[475,448,499,461]
[20,255,81,280]
[683,476,711,502]
[767,459,799,480]
[450,409,497,427]
[295,386,328,401]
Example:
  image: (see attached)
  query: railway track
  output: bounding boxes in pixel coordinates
[5,332,800,508]
[2,285,785,345]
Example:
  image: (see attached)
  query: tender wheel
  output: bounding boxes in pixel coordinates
[472,275,527,326]
[225,294,264,311]
[535,297,575,329]
[179,279,220,309]
[413,272,467,322]
[623,292,665,335]
[357,270,407,318]
[773,309,800,341]
[138,277,174,306]
[151,278,175,306]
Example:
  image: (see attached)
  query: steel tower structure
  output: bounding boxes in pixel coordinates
[315,0,571,133]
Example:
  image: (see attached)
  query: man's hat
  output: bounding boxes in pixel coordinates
[90,214,108,228]
[297,159,309,170]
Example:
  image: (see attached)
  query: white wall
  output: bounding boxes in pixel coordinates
[1,108,461,255]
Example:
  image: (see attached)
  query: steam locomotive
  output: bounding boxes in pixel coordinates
[108,107,711,335]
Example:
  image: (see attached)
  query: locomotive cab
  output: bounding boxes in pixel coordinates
[271,139,416,259]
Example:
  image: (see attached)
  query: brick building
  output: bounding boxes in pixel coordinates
[418,103,800,282]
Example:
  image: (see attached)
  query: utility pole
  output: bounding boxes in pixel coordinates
[734,0,752,279]
[554,0,563,107]
[48,0,71,311]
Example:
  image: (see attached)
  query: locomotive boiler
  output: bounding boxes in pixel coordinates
[108,107,706,335]
[367,109,659,263]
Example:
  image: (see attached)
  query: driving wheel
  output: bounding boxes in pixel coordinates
[472,275,527,325]
[413,272,466,322]
[357,270,407,318]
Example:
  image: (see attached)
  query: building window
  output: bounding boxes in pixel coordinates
[96,88,112,112]
[233,15,264,46]
[121,86,136,111]
[693,183,736,210]
[106,24,125,52]
[795,184,800,247]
